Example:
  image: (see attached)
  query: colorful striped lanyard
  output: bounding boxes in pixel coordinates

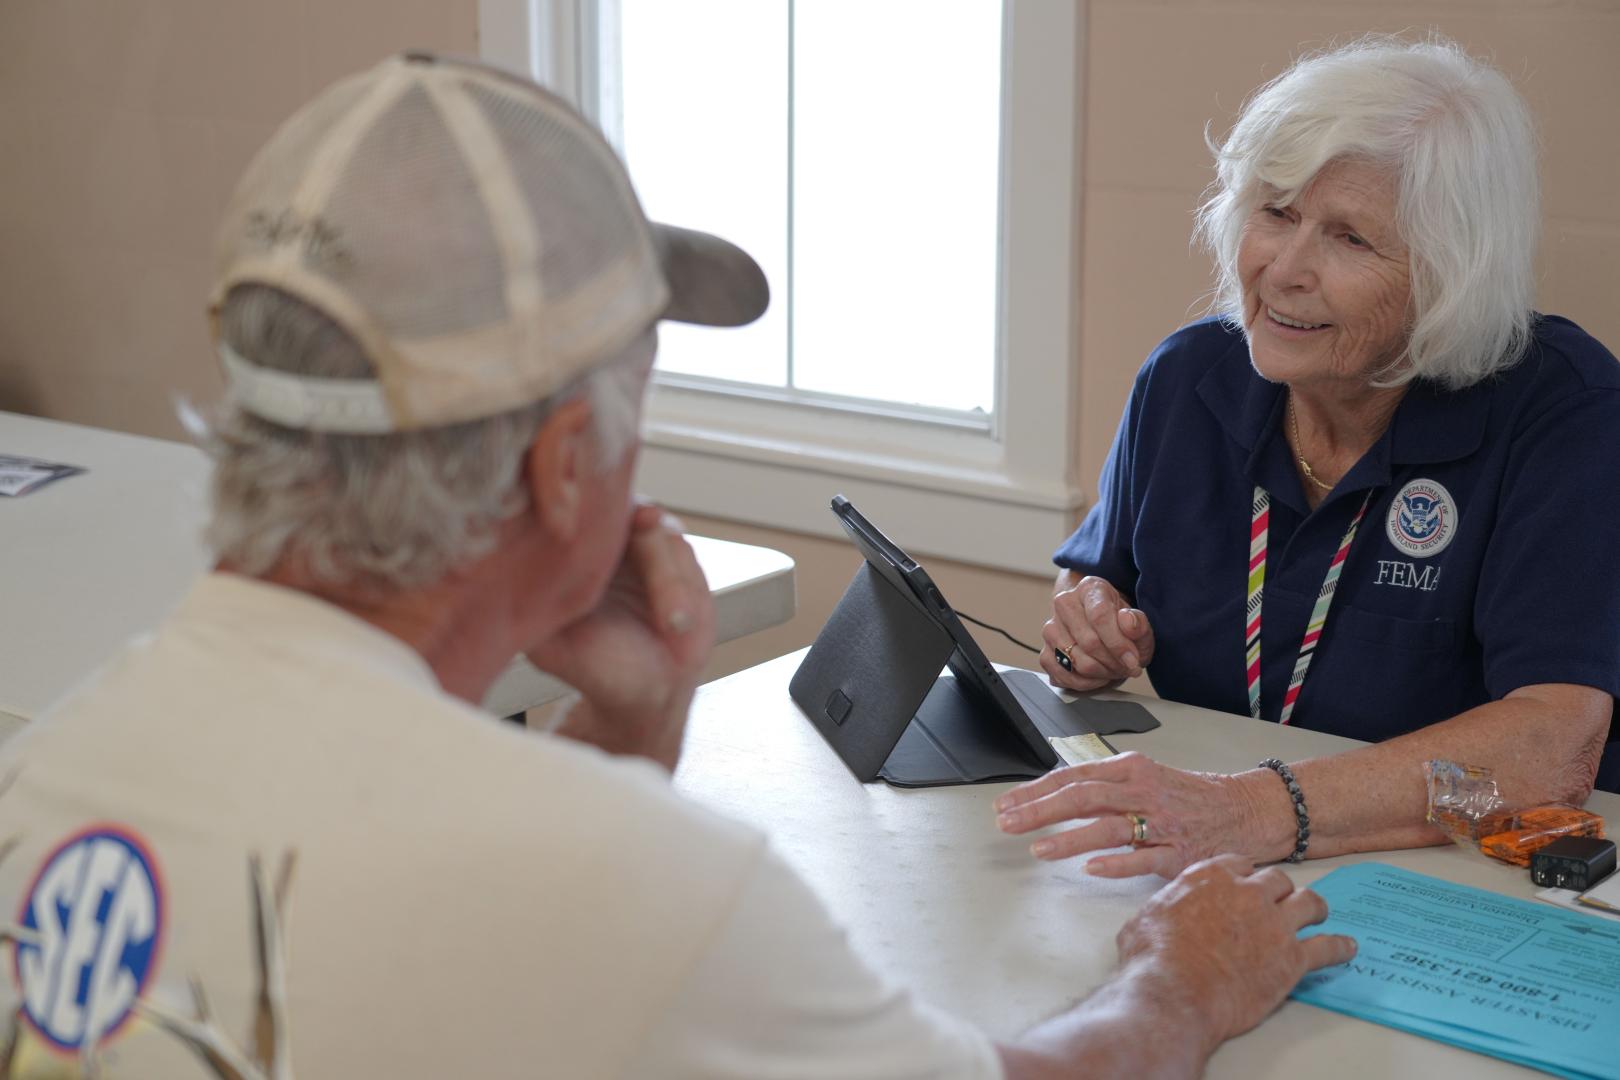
[1246,486,1373,724]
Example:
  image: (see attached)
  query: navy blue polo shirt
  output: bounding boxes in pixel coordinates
[1055,315,1620,779]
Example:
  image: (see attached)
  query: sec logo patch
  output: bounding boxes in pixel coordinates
[1386,478,1457,559]
[13,826,164,1051]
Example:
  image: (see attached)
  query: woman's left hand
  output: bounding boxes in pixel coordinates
[994,751,1283,877]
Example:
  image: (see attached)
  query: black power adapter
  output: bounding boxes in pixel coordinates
[1529,836,1617,891]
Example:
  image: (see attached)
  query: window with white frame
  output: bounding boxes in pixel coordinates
[479,0,1085,574]
[604,0,1002,421]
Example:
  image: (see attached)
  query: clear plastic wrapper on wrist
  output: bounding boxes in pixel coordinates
[1423,759,1604,867]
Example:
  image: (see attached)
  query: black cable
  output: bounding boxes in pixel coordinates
[956,610,1042,654]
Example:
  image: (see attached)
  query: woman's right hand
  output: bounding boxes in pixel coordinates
[1042,571,1155,691]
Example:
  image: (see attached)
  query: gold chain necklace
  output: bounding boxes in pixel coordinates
[1288,393,1336,493]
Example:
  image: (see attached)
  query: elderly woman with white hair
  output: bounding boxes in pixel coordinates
[997,37,1620,876]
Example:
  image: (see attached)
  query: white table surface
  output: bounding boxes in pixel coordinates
[0,412,212,729]
[0,410,795,726]
[676,649,1620,1079]
[480,534,795,717]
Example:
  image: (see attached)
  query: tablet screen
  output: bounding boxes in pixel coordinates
[829,496,1058,772]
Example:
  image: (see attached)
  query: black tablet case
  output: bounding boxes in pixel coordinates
[790,562,1160,786]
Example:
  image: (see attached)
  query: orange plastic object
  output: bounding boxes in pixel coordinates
[1477,806,1605,866]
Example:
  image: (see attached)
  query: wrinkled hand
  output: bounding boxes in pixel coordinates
[1116,855,1356,1049]
[527,501,714,769]
[995,751,1283,877]
[1042,574,1155,691]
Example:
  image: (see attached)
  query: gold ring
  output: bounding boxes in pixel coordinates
[1056,643,1078,672]
[1126,812,1149,846]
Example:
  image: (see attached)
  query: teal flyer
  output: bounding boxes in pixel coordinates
[1295,863,1620,1079]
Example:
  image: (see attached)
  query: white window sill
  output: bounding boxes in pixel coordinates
[637,383,1087,575]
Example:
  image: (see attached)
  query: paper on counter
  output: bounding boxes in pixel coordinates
[1048,733,1114,766]
[1537,886,1620,922]
[0,454,84,497]
[1293,862,1620,1079]
[1577,870,1620,916]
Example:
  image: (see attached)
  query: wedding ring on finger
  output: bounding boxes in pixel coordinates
[1055,643,1078,672]
[1126,812,1150,846]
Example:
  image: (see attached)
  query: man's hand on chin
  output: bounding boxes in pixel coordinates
[528,503,715,771]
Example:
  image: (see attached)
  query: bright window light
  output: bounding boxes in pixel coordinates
[610,0,1004,418]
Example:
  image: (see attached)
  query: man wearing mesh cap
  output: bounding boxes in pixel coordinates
[0,54,1351,1078]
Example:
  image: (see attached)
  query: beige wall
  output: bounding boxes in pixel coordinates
[0,0,478,436]
[0,2,1614,684]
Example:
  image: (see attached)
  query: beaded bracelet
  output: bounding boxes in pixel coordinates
[1259,758,1310,863]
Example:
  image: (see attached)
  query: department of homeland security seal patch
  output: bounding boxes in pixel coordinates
[1386,478,1457,558]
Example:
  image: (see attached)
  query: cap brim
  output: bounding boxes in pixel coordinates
[651,223,770,328]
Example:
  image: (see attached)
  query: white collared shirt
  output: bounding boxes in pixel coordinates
[0,572,999,1078]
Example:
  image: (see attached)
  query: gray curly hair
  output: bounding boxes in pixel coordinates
[200,285,651,589]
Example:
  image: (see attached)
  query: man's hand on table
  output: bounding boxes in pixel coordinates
[1115,855,1355,1043]
[529,502,714,771]
[999,855,1355,1079]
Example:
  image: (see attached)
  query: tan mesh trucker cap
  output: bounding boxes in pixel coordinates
[208,51,768,433]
